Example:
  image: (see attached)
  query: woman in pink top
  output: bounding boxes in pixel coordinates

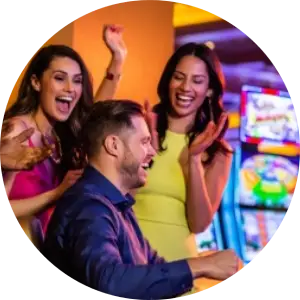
[3,25,127,234]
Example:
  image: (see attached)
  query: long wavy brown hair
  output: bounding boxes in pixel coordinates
[5,45,94,170]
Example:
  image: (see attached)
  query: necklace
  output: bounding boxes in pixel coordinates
[32,116,63,164]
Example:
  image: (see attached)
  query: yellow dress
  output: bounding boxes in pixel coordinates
[134,130,204,294]
[134,130,198,261]
[134,130,242,293]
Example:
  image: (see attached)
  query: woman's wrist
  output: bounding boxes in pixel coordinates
[105,53,125,80]
[111,50,126,64]
[188,154,205,177]
[51,185,64,202]
[188,153,202,166]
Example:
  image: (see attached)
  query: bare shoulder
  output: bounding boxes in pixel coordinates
[3,115,33,139]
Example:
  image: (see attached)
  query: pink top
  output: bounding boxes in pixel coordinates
[8,128,60,233]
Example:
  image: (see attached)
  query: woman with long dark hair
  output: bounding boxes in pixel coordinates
[3,25,127,237]
[134,43,232,269]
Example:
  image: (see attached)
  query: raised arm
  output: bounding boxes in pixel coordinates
[94,24,127,102]
[185,148,232,234]
[180,114,232,233]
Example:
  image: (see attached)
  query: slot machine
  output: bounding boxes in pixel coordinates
[195,205,227,291]
[220,149,242,257]
[195,213,224,252]
[222,85,299,264]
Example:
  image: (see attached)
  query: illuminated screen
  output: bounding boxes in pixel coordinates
[239,150,298,209]
[196,223,218,252]
[240,209,285,262]
[240,86,299,145]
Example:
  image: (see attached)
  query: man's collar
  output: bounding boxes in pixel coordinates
[82,164,135,210]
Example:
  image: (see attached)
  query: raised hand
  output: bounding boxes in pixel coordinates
[144,99,159,152]
[71,147,88,170]
[1,123,51,170]
[189,113,228,157]
[103,24,127,61]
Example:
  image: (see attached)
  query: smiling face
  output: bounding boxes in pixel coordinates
[118,115,156,189]
[31,56,83,122]
[169,55,212,118]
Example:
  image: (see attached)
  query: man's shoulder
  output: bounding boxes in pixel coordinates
[58,181,118,220]
[48,181,121,239]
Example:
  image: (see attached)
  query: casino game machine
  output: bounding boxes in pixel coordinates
[194,212,227,291]
[222,85,299,264]
[195,212,224,252]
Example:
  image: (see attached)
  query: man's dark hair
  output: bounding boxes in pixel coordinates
[81,100,144,158]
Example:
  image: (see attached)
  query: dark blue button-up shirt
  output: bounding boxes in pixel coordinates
[43,165,193,299]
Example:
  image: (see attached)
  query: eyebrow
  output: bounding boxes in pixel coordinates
[53,69,82,77]
[174,70,207,78]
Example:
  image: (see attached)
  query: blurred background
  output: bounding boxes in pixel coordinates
[173,3,299,265]
[7,1,299,265]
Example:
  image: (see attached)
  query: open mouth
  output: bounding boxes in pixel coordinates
[175,94,194,107]
[141,162,150,170]
[56,96,73,113]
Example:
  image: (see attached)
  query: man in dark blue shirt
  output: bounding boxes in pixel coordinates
[43,100,239,299]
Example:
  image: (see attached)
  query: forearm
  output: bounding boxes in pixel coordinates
[9,187,61,218]
[94,54,124,102]
[204,152,232,210]
[185,150,232,234]
[186,156,213,233]
[86,260,193,299]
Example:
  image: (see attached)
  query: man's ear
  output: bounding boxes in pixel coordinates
[103,135,122,157]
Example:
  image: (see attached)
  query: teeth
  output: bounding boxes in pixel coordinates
[177,95,193,101]
[142,163,149,168]
[56,96,73,102]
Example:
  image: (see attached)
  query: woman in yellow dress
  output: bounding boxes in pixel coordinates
[134,43,233,290]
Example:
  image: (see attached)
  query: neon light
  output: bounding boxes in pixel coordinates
[176,28,246,45]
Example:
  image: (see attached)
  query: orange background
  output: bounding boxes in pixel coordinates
[7,1,174,109]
